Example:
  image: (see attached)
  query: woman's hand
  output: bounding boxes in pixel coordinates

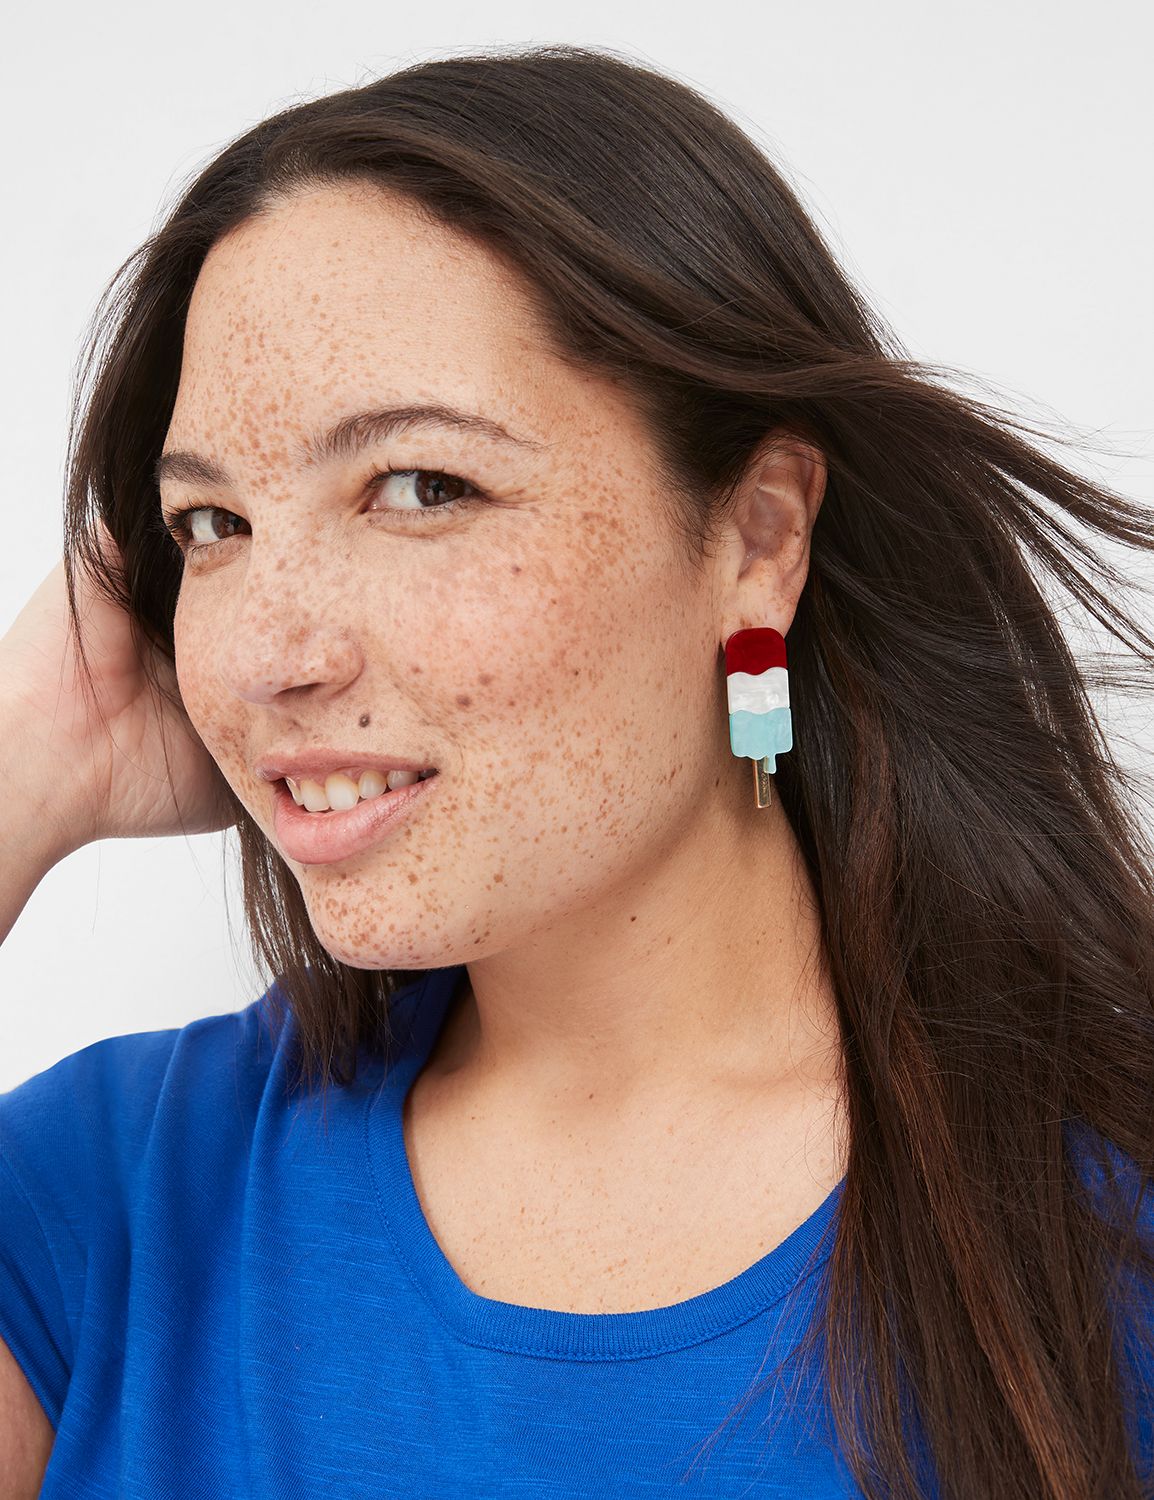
[0,520,237,857]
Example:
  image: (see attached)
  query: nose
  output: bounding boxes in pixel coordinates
[214,565,365,707]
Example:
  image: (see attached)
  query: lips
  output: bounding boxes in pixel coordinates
[270,767,442,864]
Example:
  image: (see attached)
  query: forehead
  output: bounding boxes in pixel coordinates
[170,182,573,444]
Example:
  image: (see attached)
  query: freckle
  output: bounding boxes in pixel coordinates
[630,915,637,921]
[493,872,503,883]
[511,564,521,574]
[479,673,493,686]
[407,871,418,884]
[410,664,422,674]
[456,693,472,707]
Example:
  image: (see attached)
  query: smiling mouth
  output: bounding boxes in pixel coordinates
[281,767,439,814]
[269,765,442,864]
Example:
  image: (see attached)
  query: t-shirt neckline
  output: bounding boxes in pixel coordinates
[363,963,845,1360]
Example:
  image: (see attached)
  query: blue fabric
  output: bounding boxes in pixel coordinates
[0,963,1149,1497]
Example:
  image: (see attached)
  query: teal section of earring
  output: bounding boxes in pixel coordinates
[729,707,793,769]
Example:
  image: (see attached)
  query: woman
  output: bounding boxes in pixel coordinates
[2,43,1153,1500]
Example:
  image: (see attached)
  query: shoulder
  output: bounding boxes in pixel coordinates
[0,988,287,1428]
[1,988,281,1135]
[0,986,289,1234]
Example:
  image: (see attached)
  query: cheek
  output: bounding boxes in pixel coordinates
[415,534,609,741]
[170,592,230,753]
[429,519,705,803]
[415,547,714,949]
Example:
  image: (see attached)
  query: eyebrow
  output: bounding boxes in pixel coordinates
[153,401,546,490]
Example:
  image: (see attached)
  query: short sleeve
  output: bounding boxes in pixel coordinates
[0,1018,240,1428]
[0,1145,72,1424]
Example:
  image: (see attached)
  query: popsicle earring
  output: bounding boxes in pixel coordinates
[724,626,792,808]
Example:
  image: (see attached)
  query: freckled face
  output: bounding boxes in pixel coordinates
[163,182,724,969]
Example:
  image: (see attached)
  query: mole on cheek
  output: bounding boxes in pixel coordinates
[358,713,370,728]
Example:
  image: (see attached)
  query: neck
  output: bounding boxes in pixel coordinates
[424,800,844,1120]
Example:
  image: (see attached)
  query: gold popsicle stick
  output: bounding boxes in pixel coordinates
[753,756,774,808]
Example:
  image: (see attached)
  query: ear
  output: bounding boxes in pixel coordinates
[714,427,827,644]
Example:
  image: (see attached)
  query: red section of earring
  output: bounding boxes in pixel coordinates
[724,627,787,676]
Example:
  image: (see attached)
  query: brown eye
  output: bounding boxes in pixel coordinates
[367,467,482,519]
[160,504,248,553]
[159,466,486,559]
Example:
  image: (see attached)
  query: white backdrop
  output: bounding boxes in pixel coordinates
[2,1,1151,1091]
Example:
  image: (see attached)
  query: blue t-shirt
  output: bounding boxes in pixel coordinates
[0,962,1150,1497]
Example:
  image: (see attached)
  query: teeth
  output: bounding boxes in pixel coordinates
[285,767,434,812]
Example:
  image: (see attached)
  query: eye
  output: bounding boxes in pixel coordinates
[366,467,483,520]
[159,505,246,553]
[158,466,484,558]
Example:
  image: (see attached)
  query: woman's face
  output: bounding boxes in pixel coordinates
[163,182,735,970]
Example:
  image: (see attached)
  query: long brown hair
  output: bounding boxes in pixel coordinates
[58,42,1154,1498]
